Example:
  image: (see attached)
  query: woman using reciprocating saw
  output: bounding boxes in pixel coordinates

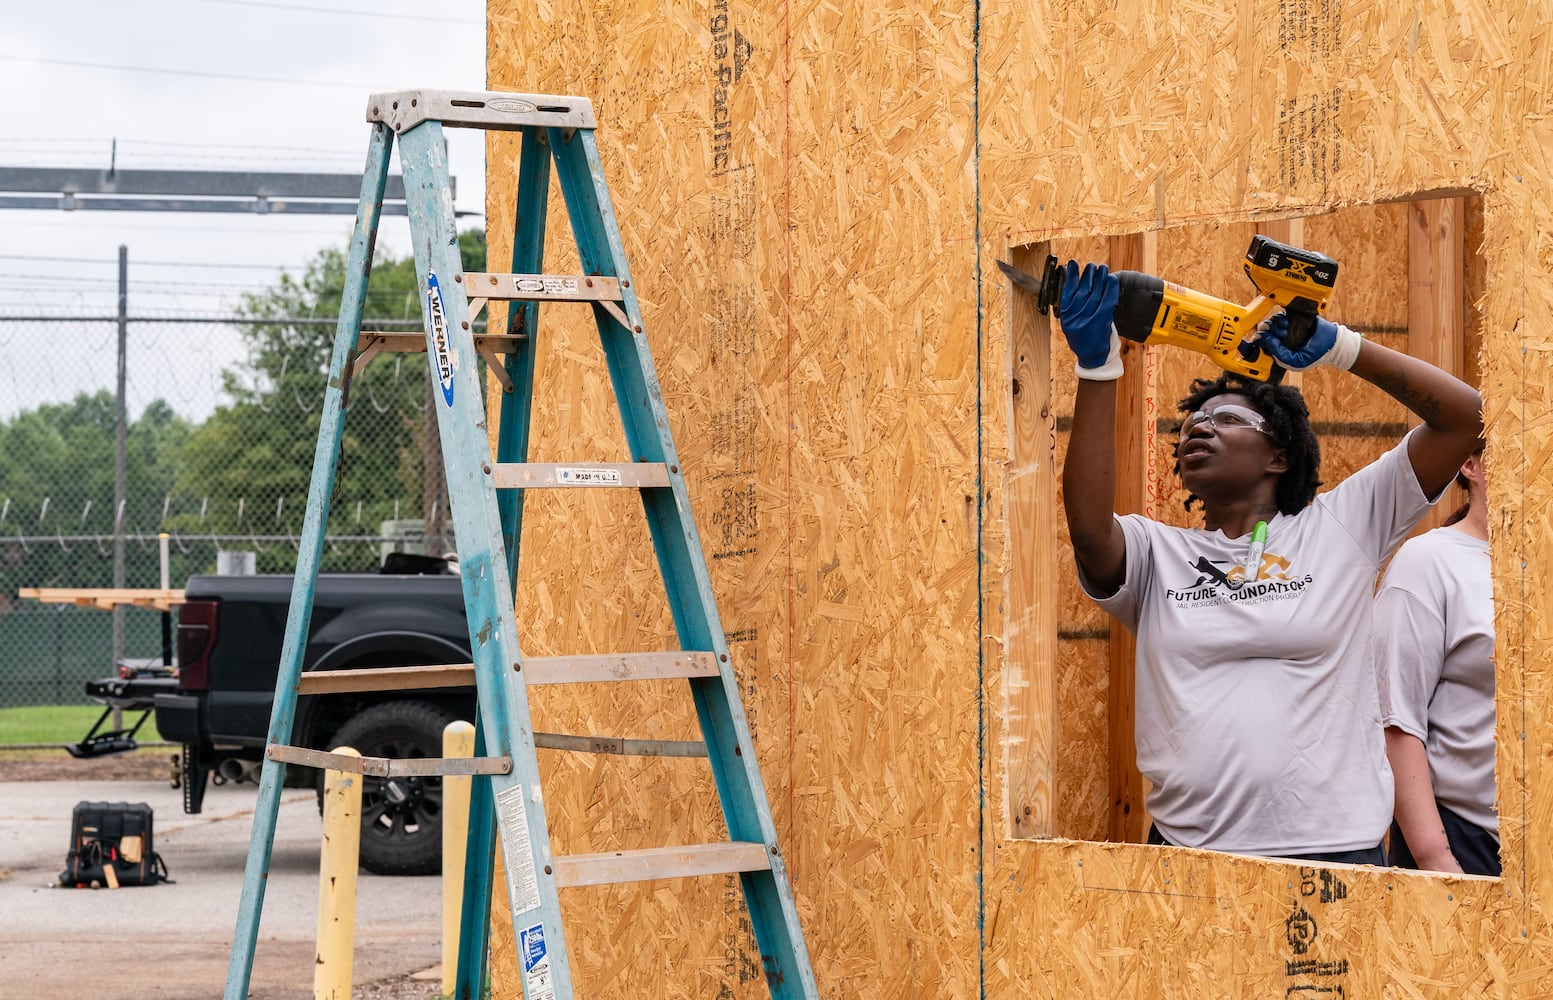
[1058,260,1483,864]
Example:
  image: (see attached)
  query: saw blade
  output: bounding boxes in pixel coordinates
[996,259,1045,298]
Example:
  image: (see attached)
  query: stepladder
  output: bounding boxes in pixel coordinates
[224,89,819,1000]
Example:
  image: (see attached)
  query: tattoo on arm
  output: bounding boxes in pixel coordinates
[1370,370,1443,423]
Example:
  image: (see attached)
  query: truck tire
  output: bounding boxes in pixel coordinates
[328,700,459,876]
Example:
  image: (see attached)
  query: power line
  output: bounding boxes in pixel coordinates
[0,138,361,157]
[0,53,366,90]
[0,275,278,290]
[0,253,291,270]
[0,312,437,325]
[0,219,480,242]
[0,216,383,236]
[0,143,363,175]
[0,153,366,172]
[116,138,365,157]
[0,139,116,148]
[196,0,483,25]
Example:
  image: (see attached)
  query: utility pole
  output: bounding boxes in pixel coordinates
[112,245,128,694]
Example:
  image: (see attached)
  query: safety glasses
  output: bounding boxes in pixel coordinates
[1178,403,1274,442]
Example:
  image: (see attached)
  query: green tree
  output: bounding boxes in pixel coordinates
[0,393,191,593]
[167,232,486,572]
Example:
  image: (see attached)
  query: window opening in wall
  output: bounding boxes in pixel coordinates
[1003,195,1499,880]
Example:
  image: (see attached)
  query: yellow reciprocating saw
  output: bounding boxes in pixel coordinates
[998,235,1339,383]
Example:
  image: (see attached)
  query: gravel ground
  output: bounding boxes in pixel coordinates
[0,747,177,782]
[1,746,449,1000]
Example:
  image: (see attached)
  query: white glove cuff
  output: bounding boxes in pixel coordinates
[1075,328,1125,381]
[1326,322,1363,371]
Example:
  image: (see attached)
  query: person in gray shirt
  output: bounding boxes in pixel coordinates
[1054,260,1483,863]
[1376,443,1498,875]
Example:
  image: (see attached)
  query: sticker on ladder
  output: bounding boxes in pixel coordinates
[556,466,622,486]
[424,271,455,407]
[513,276,578,295]
[519,923,557,1000]
[494,784,542,917]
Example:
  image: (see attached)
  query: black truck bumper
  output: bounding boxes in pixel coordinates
[151,692,204,745]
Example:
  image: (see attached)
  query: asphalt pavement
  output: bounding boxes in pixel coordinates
[0,772,444,999]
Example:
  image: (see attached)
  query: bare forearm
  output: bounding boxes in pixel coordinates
[1349,341,1480,433]
[1062,379,1125,590]
[1386,727,1464,874]
[1349,340,1483,498]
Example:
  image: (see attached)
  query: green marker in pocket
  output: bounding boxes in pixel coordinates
[1245,520,1268,584]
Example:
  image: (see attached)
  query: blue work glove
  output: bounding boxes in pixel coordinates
[1256,310,1363,371]
[1058,261,1123,380]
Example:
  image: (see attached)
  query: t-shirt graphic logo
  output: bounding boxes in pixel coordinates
[1166,550,1310,608]
[1184,552,1296,592]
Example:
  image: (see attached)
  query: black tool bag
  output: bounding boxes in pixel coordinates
[59,801,170,888]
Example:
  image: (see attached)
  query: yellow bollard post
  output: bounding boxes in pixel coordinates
[315,746,362,1000]
[441,720,476,997]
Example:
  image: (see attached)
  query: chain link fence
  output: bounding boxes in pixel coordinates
[0,309,451,716]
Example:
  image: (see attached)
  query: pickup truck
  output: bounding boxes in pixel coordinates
[147,555,473,875]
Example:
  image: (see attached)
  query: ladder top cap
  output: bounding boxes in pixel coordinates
[366,89,596,133]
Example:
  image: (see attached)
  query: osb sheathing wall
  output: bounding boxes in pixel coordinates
[481,0,1552,996]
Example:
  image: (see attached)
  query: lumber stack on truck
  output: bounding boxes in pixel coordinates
[19,588,185,611]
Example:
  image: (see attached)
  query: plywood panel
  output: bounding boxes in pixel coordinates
[487,1,980,997]
[481,0,1553,996]
[981,1,1553,997]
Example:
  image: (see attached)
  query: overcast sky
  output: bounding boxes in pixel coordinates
[0,0,487,421]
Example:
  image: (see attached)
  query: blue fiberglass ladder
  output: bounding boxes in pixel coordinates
[223,89,818,1000]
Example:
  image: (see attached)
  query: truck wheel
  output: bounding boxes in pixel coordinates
[328,700,458,876]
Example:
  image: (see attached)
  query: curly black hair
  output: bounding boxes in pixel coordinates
[1174,372,1322,516]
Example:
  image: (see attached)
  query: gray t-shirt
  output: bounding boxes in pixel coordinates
[1081,430,1432,856]
[1375,526,1497,836]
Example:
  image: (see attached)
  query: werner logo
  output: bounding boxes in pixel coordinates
[425,271,455,407]
[486,98,538,115]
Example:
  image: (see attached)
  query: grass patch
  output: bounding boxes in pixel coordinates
[0,704,113,745]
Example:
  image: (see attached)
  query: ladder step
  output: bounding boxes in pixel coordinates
[522,651,719,683]
[534,733,707,757]
[552,841,771,889]
[462,272,625,304]
[491,462,670,489]
[367,89,595,133]
[298,662,471,694]
[266,743,512,776]
[295,652,718,695]
[356,331,524,354]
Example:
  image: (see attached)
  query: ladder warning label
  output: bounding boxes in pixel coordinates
[519,923,557,1000]
[425,271,455,407]
[557,467,622,486]
[495,784,542,917]
[515,276,578,295]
